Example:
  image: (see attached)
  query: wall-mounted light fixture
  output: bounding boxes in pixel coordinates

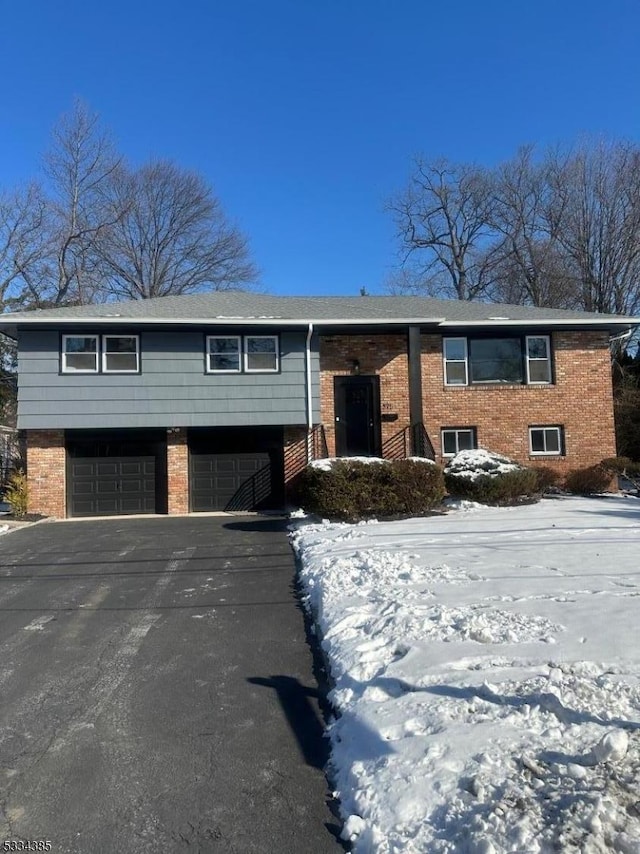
[351,359,360,375]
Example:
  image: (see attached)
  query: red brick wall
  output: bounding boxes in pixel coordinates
[319,334,411,457]
[26,429,66,518]
[167,427,189,514]
[421,330,616,472]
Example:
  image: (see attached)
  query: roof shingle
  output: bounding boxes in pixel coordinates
[0,291,635,331]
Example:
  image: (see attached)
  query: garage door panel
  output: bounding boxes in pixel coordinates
[121,480,146,493]
[95,462,119,476]
[71,499,97,515]
[191,459,213,475]
[96,481,119,495]
[72,462,95,477]
[72,481,95,496]
[190,452,276,512]
[120,461,144,475]
[68,455,156,517]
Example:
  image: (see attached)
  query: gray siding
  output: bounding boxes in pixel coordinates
[17,330,321,429]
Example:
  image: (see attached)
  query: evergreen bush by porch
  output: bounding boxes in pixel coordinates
[296,458,445,522]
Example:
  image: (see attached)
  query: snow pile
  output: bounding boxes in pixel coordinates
[445,449,523,481]
[292,495,640,853]
[309,456,436,472]
[309,456,390,471]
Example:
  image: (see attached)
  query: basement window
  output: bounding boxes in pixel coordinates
[441,427,477,457]
[529,426,563,456]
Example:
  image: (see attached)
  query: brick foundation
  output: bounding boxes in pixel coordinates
[26,429,66,518]
[167,427,189,514]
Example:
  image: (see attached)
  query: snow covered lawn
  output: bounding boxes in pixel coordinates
[292,495,640,853]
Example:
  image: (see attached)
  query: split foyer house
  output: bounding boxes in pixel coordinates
[0,291,634,519]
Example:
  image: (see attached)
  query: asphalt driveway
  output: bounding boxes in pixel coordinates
[0,516,343,853]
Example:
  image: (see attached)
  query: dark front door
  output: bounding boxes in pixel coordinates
[334,375,382,457]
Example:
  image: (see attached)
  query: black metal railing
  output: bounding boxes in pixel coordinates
[381,423,435,461]
[410,422,435,459]
[285,425,329,483]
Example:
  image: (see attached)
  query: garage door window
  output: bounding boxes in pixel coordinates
[207,336,241,372]
[102,335,140,373]
[62,335,99,372]
[245,336,278,372]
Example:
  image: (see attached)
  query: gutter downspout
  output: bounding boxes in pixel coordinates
[305,322,314,462]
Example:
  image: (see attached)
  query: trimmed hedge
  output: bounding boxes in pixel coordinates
[600,456,640,477]
[531,465,562,494]
[564,464,614,495]
[296,458,445,522]
[444,467,540,506]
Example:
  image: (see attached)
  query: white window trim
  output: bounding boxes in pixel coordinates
[443,337,468,386]
[61,334,99,373]
[529,426,563,456]
[101,334,140,374]
[206,335,242,374]
[525,335,552,384]
[441,427,476,457]
[244,335,279,373]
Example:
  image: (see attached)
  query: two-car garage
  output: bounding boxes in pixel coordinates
[65,427,285,517]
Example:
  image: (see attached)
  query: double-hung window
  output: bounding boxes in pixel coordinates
[443,338,468,385]
[207,336,241,372]
[245,335,278,372]
[62,334,140,374]
[525,336,552,383]
[62,335,99,373]
[443,335,552,386]
[102,335,139,373]
[206,334,279,373]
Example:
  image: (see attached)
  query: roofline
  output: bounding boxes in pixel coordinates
[2,314,637,326]
[1,316,446,334]
[438,318,639,328]
[0,315,637,340]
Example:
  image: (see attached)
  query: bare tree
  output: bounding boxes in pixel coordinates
[388,158,497,300]
[0,184,48,311]
[549,139,640,315]
[94,160,257,299]
[488,147,578,308]
[0,101,258,308]
[26,99,123,308]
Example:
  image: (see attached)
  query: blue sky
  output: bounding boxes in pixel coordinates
[1,0,639,296]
